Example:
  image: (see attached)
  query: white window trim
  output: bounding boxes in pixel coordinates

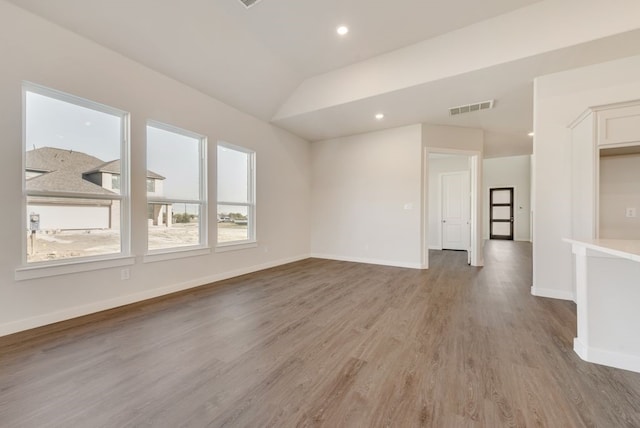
[145,121,208,255]
[216,142,256,248]
[143,246,211,263]
[19,82,131,276]
[15,255,135,281]
[215,242,258,252]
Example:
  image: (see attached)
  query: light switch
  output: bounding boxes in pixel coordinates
[626,207,637,218]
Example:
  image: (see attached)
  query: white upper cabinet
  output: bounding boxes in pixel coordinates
[597,103,640,146]
[569,100,640,240]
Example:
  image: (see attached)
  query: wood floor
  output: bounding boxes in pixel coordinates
[2,241,640,427]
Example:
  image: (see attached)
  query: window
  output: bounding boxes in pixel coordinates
[217,143,255,245]
[146,122,207,252]
[112,174,121,190]
[23,83,129,264]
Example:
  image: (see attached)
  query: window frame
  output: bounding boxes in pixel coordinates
[216,141,256,248]
[19,82,131,273]
[145,120,208,255]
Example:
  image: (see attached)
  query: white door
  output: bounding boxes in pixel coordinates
[441,171,470,251]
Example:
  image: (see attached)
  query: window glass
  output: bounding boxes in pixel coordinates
[24,87,126,263]
[217,144,254,245]
[217,204,249,243]
[147,124,206,252]
[217,147,249,203]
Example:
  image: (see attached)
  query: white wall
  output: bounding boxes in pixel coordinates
[533,54,640,301]
[428,156,470,249]
[599,154,640,239]
[0,1,311,336]
[483,155,531,241]
[310,125,423,268]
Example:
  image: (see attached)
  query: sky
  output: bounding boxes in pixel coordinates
[26,91,121,161]
[147,125,200,200]
[26,90,251,213]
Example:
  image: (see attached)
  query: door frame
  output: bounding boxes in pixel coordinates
[489,186,514,240]
[423,147,483,268]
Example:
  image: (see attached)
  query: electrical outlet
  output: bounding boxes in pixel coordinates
[626,208,637,218]
[120,268,130,280]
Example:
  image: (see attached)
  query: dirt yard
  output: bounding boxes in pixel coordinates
[27,222,248,262]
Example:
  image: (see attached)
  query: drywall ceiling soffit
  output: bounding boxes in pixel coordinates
[274,29,640,157]
[274,0,640,121]
[4,0,541,121]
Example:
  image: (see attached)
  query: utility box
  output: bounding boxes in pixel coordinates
[29,213,40,232]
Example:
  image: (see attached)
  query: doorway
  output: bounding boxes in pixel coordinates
[441,171,471,251]
[489,187,514,240]
[424,149,482,269]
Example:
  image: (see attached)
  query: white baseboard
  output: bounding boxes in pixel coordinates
[310,253,425,270]
[0,254,309,338]
[574,338,640,374]
[428,245,442,250]
[573,337,588,360]
[531,286,575,302]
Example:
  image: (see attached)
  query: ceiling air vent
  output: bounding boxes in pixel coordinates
[449,100,494,116]
[239,0,262,8]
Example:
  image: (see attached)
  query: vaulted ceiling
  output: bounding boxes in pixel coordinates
[8,0,640,157]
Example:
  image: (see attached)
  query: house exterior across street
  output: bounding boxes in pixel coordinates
[26,147,166,231]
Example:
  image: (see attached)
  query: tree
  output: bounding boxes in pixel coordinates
[174,213,191,223]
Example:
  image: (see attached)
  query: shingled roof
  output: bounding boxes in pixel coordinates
[26,147,115,195]
[26,147,164,195]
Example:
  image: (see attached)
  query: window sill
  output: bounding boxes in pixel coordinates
[143,246,211,263]
[215,241,258,253]
[15,255,135,281]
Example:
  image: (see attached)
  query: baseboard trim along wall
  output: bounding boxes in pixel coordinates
[574,338,640,374]
[0,254,310,338]
[531,286,576,302]
[310,253,425,270]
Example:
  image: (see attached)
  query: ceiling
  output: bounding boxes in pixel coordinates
[7,0,640,157]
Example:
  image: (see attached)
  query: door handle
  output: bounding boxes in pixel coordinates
[510,217,514,222]
[442,220,446,223]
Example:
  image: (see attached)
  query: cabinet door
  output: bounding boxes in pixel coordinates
[597,104,640,146]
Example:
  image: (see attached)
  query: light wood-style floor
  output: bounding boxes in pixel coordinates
[2,241,640,427]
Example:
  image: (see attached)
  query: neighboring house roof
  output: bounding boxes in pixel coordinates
[27,146,102,174]
[28,170,116,195]
[26,147,165,196]
[26,147,115,195]
[84,159,165,180]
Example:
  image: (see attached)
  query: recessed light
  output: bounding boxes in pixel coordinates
[337,26,349,36]
[85,121,92,126]
[528,132,534,137]
[375,113,385,120]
